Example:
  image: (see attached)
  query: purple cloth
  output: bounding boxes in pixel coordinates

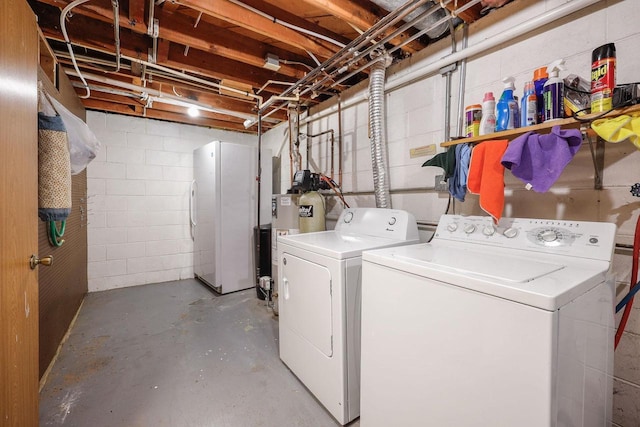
[501,126,582,192]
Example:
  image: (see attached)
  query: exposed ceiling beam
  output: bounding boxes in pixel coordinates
[176,0,339,59]
[299,0,426,53]
[128,0,147,28]
[34,0,313,79]
[82,98,259,132]
[154,9,308,79]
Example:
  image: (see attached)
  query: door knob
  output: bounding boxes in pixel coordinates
[30,254,53,270]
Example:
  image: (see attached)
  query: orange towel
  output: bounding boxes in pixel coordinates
[467,140,509,223]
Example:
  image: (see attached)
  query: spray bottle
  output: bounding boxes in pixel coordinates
[496,76,518,131]
[521,81,537,127]
[543,59,566,121]
[479,92,496,136]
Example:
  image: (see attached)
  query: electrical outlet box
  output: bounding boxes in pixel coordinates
[435,175,448,193]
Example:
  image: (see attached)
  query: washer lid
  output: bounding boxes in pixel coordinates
[363,242,611,311]
[403,245,565,283]
[278,231,418,259]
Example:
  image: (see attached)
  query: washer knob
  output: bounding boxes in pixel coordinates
[540,229,559,242]
[343,211,354,223]
[482,225,495,236]
[463,224,476,234]
[446,223,458,232]
[388,216,397,226]
[503,227,518,238]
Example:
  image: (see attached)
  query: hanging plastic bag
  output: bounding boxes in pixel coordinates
[45,92,101,175]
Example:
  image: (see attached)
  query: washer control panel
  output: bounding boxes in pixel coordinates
[434,215,616,260]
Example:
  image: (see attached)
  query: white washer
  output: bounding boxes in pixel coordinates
[278,207,419,425]
[360,214,616,427]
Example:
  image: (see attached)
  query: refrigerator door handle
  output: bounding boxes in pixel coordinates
[190,180,197,227]
[189,180,197,241]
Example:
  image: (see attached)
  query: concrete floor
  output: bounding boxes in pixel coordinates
[39,279,360,426]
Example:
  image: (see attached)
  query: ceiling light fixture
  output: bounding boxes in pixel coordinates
[263,53,281,72]
[243,118,257,129]
[187,106,200,117]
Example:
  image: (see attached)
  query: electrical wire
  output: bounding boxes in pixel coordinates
[60,0,93,98]
[614,214,640,349]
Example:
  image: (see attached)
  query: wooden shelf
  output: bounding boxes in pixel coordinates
[440,103,640,147]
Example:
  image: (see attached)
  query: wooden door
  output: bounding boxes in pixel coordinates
[0,0,40,425]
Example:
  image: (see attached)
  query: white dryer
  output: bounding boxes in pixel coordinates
[278,207,419,425]
[360,214,617,427]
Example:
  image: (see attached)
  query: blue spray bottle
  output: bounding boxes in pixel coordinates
[496,76,518,131]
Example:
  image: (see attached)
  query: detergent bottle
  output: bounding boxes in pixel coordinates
[543,59,566,121]
[479,92,496,135]
[521,81,537,127]
[495,76,518,131]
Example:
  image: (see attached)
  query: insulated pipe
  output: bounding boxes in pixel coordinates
[300,0,604,126]
[368,54,392,209]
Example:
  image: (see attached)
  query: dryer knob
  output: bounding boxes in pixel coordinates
[463,224,476,234]
[446,223,458,232]
[343,211,354,223]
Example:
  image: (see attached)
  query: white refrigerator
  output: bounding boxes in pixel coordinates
[192,140,271,294]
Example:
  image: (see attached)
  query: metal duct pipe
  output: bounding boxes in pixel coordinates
[368,53,392,209]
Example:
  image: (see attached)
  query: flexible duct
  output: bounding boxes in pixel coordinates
[368,54,392,208]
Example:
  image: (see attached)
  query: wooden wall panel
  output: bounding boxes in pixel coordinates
[37,67,88,379]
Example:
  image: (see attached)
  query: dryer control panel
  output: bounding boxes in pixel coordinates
[335,208,419,241]
[435,215,616,261]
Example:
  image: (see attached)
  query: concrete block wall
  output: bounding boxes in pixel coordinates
[85,111,256,293]
[262,0,640,425]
